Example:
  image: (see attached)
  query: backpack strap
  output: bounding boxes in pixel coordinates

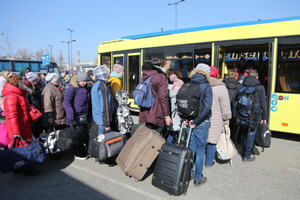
[148,74,158,96]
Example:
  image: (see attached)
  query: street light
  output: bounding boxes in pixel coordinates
[168,0,185,30]
[48,45,54,61]
[61,40,76,74]
[67,28,75,71]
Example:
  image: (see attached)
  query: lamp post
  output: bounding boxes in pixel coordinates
[61,40,76,74]
[168,0,185,30]
[48,45,53,61]
[67,28,75,71]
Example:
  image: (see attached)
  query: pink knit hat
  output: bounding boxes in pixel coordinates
[170,74,184,88]
[113,64,124,74]
[210,66,219,78]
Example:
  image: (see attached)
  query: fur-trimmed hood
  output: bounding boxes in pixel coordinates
[70,75,78,88]
[189,68,210,81]
[209,77,225,87]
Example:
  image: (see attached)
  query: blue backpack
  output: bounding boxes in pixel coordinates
[233,86,261,128]
[133,75,157,108]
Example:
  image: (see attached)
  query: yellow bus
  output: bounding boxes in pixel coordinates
[98,16,300,135]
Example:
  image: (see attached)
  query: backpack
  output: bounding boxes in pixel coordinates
[233,86,261,128]
[133,74,157,108]
[176,83,201,120]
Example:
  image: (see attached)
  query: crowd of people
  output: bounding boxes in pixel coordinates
[0,58,267,186]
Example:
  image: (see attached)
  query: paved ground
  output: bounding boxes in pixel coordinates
[1,115,300,200]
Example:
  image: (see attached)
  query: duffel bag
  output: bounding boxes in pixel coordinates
[0,136,46,174]
[88,131,124,162]
[57,125,86,151]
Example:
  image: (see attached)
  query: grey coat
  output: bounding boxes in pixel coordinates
[207,77,232,144]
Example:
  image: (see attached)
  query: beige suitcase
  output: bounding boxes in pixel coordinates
[116,125,165,181]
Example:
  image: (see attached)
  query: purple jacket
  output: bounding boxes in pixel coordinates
[139,69,170,127]
[63,75,90,125]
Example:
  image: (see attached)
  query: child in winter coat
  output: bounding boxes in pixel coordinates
[115,90,133,140]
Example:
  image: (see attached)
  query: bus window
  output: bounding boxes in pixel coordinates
[195,49,211,67]
[114,57,124,66]
[101,54,111,69]
[276,45,300,93]
[144,46,193,82]
[31,63,39,72]
[40,64,46,70]
[165,48,192,82]
[0,61,10,71]
[14,62,29,72]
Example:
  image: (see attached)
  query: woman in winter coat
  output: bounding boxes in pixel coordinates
[23,72,45,138]
[2,74,32,148]
[109,64,124,106]
[41,73,66,129]
[91,65,114,136]
[205,66,232,167]
[64,72,90,158]
[167,74,184,143]
[64,72,90,125]
[139,61,172,134]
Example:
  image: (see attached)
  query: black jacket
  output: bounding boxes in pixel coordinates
[223,78,242,105]
[242,76,268,121]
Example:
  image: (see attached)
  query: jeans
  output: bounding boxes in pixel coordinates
[205,143,216,166]
[167,131,178,144]
[188,121,209,181]
[240,126,257,158]
[98,125,106,136]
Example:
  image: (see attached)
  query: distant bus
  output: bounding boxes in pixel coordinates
[0,59,59,74]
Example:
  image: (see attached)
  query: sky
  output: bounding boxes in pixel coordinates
[0,0,300,64]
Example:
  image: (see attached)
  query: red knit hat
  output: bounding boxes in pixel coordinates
[210,66,219,78]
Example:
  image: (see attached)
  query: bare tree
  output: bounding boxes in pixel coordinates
[15,48,33,60]
[0,30,15,58]
[34,48,45,61]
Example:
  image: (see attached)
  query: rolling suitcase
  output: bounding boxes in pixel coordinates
[88,131,125,162]
[116,125,165,181]
[152,124,193,196]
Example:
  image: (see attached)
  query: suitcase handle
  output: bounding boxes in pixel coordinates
[177,121,193,148]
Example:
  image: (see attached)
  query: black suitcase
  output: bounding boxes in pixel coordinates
[152,124,193,196]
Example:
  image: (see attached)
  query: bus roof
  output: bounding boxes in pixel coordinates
[121,16,300,40]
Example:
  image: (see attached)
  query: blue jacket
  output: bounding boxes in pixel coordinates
[91,80,114,127]
[190,71,213,126]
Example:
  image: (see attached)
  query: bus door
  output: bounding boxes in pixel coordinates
[127,52,142,111]
[213,45,227,79]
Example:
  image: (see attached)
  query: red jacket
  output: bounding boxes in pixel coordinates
[2,83,32,148]
[139,70,170,127]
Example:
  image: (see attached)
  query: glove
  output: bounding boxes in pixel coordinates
[47,112,54,126]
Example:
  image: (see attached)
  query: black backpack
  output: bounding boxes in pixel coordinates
[176,83,201,120]
[233,86,261,128]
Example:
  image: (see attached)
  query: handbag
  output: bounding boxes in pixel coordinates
[0,136,46,174]
[76,114,88,125]
[29,105,42,123]
[216,126,237,163]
